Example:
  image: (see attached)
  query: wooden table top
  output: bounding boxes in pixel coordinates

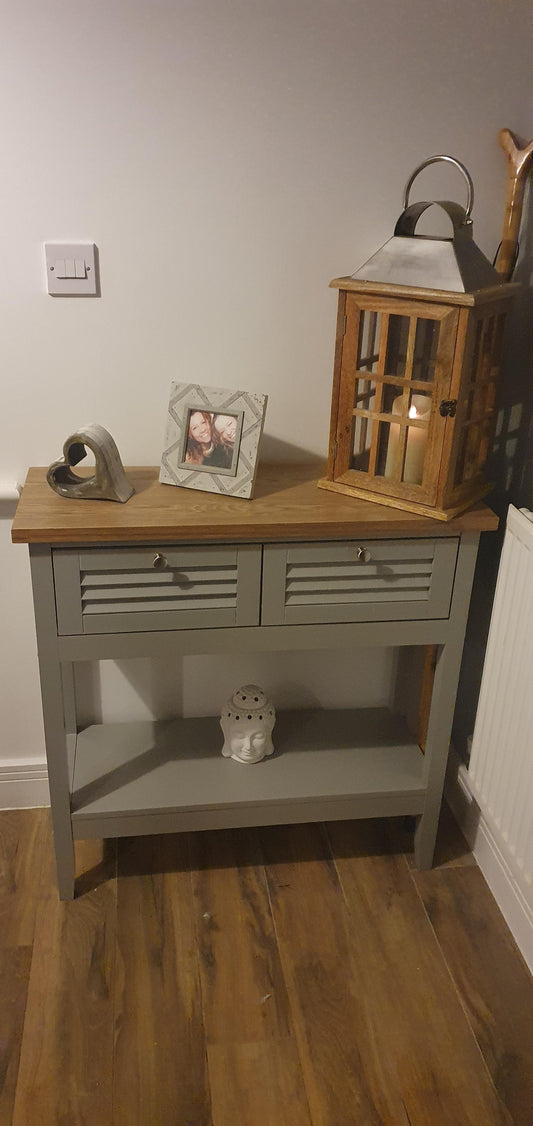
[11,463,499,545]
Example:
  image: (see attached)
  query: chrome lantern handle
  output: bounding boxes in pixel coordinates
[403,155,474,221]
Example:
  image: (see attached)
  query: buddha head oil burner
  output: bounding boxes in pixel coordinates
[220,685,276,764]
[319,155,519,520]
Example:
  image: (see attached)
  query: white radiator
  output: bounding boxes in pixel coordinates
[468,504,533,914]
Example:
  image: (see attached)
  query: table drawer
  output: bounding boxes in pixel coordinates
[53,544,262,634]
[261,538,459,625]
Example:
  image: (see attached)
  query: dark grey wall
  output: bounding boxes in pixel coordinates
[453,183,533,760]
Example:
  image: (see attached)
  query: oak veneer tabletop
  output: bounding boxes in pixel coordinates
[12,462,498,544]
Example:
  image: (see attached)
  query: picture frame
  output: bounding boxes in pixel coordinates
[159,382,268,498]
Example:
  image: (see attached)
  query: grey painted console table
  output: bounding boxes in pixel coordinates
[12,463,498,899]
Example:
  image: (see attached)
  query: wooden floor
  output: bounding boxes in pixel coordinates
[0,806,532,1126]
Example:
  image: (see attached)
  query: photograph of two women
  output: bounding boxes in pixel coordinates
[183,409,239,472]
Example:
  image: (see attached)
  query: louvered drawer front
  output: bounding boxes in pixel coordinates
[261,538,459,625]
[53,544,262,634]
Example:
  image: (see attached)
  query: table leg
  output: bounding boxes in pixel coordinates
[30,546,76,900]
[414,640,466,869]
[415,531,480,868]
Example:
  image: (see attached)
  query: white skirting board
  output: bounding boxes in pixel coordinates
[445,745,533,975]
[0,759,50,809]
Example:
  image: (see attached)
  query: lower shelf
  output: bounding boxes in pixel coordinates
[70,707,426,838]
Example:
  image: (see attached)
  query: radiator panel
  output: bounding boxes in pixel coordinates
[468,505,533,901]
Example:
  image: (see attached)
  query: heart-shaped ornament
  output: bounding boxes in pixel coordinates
[47,424,134,503]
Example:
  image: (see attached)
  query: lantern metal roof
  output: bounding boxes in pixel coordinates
[351,157,504,295]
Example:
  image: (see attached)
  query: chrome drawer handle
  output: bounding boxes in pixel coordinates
[356,546,372,563]
[152,552,168,571]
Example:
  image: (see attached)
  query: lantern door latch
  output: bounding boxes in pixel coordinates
[440,399,458,418]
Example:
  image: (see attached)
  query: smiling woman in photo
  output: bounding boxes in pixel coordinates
[185,410,233,469]
[213,413,237,460]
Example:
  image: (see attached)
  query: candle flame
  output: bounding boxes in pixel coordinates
[409,405,418,419]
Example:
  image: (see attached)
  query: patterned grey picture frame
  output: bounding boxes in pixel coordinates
[159,382,268,499]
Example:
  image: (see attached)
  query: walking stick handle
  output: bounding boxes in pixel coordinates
[495,128,533,280]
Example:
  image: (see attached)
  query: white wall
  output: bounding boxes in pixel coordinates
[0,1,531,774]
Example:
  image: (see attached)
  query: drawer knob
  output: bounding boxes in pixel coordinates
[356,546,372,563]
[152,552,168,571]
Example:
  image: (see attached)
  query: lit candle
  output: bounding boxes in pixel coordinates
[384,394,431,485]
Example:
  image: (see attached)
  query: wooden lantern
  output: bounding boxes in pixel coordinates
[319,156,519,520]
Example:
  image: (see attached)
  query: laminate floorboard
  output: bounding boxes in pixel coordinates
[0,946,31,1126]
[327,818,513,1125]
[190,829,311,1126]
[0,809,49,947]
[260,821,388,1125]
[1,805,531,1126]
[114,834,211,1126]
[11,830,117,1126]
[412,864,533,1126]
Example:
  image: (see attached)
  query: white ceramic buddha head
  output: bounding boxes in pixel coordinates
[220,685,276,763]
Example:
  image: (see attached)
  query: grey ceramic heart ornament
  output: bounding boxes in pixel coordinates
[47,424,134,503]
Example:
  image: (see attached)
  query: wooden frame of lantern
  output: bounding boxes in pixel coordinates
[319,276,518,520]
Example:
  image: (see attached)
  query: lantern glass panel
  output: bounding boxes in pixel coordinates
[478,418,492,470]
[375,384,405,480]
[354,376,377,410]
[384,315,410,377]
[471,321,483,380]
[456,422,481,483]
[357,310,382,372]
[413,318,439,382]
[471,384,488,419]
[376,422,392,477]
[408,390,432,417]
[453,311,507,490]
[352,414,374,473]
[351,378,376,471]
[477,317,496,381]
[484,383,495,414]
[403,397,431,485]
[381,383,405,415]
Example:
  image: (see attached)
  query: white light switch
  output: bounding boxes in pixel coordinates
[45,243,97,296]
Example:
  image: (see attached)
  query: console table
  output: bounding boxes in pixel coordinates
[12,463,497,899]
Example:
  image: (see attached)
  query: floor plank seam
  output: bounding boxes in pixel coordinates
[186,832,215,1126]
[322,822,353,912]
[109,838,120,1126]
[405,859,516,1125]
[257,828,315,1126]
